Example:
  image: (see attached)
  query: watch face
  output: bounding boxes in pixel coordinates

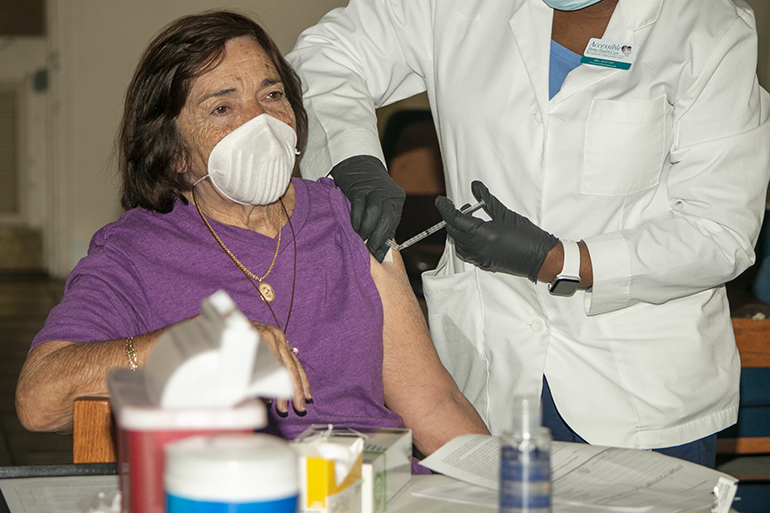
[549,278,580,297]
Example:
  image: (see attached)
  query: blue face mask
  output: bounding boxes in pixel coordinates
[543,0,602,11]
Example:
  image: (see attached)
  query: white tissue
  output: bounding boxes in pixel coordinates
[143,290,293,408]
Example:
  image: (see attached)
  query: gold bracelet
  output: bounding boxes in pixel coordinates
[125,336,138,371]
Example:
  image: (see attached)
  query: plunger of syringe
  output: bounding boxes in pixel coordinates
[386,199,486,252]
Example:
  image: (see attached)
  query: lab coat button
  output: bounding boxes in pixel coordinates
[534,110,543,124]
[530,318,546,334]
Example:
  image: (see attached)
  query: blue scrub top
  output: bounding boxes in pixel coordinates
[549,40,582,100]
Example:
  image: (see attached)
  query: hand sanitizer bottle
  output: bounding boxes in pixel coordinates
[499,395,552,513]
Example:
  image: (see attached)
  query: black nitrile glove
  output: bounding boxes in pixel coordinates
[435,180,558,282]
[330,155,405,262]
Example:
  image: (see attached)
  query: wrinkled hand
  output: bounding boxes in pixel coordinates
[331,155,405,263]
[250,322,312,414]
[435,181,558,282]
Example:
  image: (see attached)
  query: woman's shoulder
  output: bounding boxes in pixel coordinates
[294,177,370,263]
[298,175,355,216]
[294,177,352,225]
[297,176,349,205]
[85,200,201,268]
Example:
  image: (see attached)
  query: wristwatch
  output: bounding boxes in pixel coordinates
[549,240,581,297]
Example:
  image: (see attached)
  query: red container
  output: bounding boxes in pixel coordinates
[108,368,267,513]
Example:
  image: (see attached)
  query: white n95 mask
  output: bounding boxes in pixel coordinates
[542,0,602,10]
[200,114,297,206]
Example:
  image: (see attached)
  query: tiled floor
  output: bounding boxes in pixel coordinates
[0,273,71,467]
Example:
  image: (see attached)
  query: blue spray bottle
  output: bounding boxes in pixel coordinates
[499,395,552,513]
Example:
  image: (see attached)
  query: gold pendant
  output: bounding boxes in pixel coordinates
[258,282,275,303]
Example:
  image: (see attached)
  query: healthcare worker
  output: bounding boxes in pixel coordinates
[287,0,770,466]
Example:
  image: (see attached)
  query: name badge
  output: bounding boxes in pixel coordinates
[581,38,636,70]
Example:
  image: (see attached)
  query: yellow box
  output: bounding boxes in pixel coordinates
[295,426,412,513]
[293,433,364,513]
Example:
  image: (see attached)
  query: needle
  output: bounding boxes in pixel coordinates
[386,200,486,252]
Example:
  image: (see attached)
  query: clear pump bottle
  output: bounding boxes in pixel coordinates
[499,395,552,513]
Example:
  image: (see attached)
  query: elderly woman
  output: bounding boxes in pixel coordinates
[15,11,488,455]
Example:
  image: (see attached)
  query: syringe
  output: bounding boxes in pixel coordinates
[386,200,486,252]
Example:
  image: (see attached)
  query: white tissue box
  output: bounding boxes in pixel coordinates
[295,426,412,513]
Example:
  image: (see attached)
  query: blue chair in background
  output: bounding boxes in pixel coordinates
[717,317,770,513]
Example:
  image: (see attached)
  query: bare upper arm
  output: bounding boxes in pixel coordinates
[369,249,461,409]
[370,250,489,453]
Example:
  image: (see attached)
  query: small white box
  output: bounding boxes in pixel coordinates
[292,431,364,513]
[295,426,412,513]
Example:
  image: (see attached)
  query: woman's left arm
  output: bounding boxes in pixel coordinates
[370,249,489,456]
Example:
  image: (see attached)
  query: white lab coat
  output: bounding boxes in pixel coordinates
[288,0,770,448]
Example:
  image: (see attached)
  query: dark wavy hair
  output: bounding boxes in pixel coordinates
[119,10,308,212]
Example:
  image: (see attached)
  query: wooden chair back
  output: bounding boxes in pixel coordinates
[72,396,116,463]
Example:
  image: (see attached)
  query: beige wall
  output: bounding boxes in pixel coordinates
[0,38,46,227]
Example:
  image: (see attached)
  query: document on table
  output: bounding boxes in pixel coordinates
[0,475,118,513]
[419,435,737,513]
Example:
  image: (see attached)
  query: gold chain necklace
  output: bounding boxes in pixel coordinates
[260,199,296,333]
[193,188,281,303]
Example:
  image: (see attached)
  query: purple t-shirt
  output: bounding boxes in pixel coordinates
[32,178,405,439]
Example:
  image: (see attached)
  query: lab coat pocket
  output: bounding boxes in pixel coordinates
[581,96,667,195]
[422,266,488,416]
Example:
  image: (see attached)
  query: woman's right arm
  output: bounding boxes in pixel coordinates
[16,320,311,434]
[15,331,164,434]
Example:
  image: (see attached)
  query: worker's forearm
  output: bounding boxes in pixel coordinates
[537,240,594,289]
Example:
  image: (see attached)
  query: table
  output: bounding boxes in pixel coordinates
[0,464,117,513]
[0,467,721,513]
